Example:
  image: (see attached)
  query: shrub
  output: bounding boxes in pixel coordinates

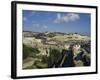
[23,44,40,59]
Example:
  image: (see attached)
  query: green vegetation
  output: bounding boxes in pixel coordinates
[47,33,56,37]
[48,48,62,66]
[23,32,91,69]
[23,44,40,59]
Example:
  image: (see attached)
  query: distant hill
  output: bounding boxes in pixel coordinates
[23,31,90,42]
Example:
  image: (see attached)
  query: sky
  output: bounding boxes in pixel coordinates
[23,10,91,35]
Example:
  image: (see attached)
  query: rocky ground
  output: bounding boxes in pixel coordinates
[22,32,91,69]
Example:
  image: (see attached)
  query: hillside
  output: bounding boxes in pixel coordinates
[22,31,91,69]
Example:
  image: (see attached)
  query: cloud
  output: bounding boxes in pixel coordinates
[32,23,48,29]
[23,17,27,21]
[32,23,48,32]
[54,13,80,23]
[31,11,36,14]
[43,25,48,29]
[30,11,36,16]
[33,23,40,28]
